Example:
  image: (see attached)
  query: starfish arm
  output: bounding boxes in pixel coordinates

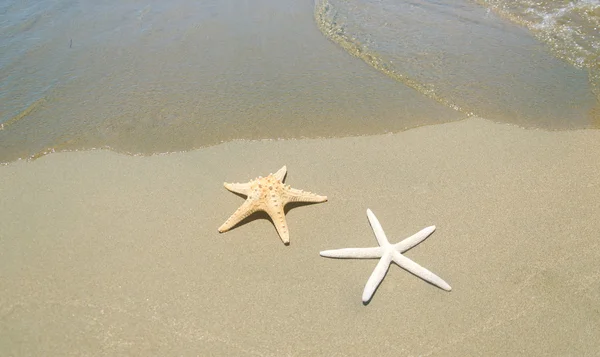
[223,182,251,196]
[366,209,391,247]
[395,226,436,253]
[218,199,258,233]
[391,251,452,291]
[273,166,287,182]
[284,187,328,203]
[265,204,290,245]
[320,247,383,259]
[362,253,393,303]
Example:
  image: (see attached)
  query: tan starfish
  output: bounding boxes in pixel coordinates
[218,166,327,245]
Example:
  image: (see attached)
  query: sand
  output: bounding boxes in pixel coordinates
[1,117,599,356]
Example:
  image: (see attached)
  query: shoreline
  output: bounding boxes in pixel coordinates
[1,117,599,355]
[5,112,598,166]
[3,0,599,164]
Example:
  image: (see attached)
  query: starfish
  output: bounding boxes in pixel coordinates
[320,209,451,303]
[218,166,327,245]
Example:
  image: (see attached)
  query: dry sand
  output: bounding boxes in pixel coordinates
[1,117,599,356]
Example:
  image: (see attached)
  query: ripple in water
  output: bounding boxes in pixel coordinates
[315,0,600,128]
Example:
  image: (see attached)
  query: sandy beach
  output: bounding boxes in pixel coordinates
[1,117,599,356]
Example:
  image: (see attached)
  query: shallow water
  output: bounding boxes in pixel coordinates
[477,0,600,69]
[316,0,600,126]
[1,0,598,163]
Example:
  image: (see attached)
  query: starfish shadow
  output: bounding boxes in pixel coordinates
[222,197,324,245]
[227,210,273,232]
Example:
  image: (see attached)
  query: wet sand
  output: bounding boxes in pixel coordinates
[1,117,600,356]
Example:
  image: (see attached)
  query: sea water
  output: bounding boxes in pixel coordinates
[1,0,598,163]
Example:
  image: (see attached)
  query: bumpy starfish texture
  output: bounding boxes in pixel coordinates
[320,209,451,303]
[218,166,327,245]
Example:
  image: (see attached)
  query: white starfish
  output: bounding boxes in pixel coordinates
[320,209,451,303]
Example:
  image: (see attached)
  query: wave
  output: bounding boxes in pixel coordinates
[477,0,600,104]
[314,0,471,116]
[476,0,599,70]
[0,97,47,131]
[314,0,599,128]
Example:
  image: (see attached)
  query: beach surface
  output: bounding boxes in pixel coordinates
[1,117,599,356]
